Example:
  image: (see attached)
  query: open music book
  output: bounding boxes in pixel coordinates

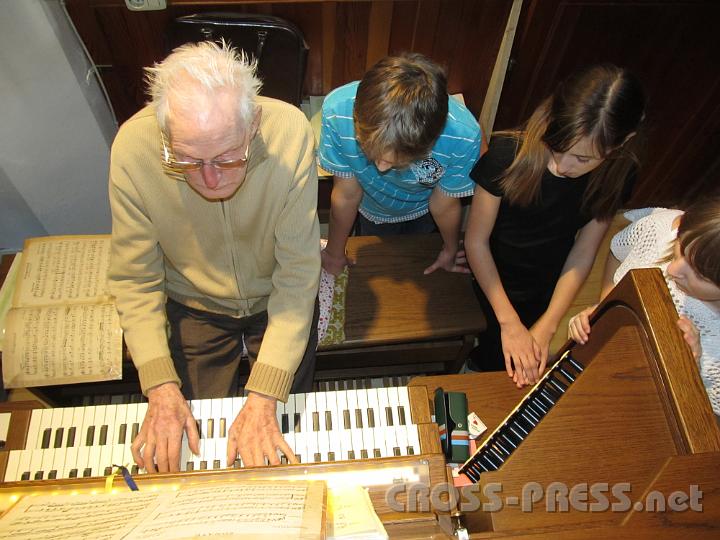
[1,235,122,389]
[0,480,327,539]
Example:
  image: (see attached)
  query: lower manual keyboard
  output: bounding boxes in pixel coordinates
[3,387,421,482]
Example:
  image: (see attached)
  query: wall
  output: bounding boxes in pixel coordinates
[0,0,115,253]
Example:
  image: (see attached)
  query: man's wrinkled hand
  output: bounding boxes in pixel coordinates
[226,392,298,468]
[321,248,352,276]
[131,382,199,473]
[424,246,471,275]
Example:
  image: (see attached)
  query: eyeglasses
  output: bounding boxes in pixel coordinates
[160,131,249,172]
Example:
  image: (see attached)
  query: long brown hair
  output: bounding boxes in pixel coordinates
[498,64,646,219]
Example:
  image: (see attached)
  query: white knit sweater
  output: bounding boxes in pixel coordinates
[611,208,720,416]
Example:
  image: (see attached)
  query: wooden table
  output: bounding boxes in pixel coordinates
[316,234,486,378]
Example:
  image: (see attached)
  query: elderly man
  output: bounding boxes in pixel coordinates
[108,41,320,472]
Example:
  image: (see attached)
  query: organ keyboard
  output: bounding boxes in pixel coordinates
[0,387,431,483]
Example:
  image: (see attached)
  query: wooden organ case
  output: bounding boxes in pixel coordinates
[0,268,719,538]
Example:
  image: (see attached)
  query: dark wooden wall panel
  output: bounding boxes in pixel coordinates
[65,0,512,124]
[495,0,720,207]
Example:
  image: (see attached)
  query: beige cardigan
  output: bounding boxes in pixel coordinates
[108,97,320,401]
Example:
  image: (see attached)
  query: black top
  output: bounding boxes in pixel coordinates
[470,136,632,302]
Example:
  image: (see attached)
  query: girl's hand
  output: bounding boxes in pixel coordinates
[677,316,702,361]
[568,305,596,344]
[529,317,555,376]
[500,320,542,388]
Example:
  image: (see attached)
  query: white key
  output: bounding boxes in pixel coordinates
[37,408,55,449]
[79,405,97,448]
[40,445,58,478]
[339,430,353,460]
[360,427,375,459]
[304,392,317,434]
[406,424,421,455]
[381,426,399,457]
[4,450,22,482]
[292,432,307,464]
[100,444,115,476]
[68,406,86,448]
[111,443,127,471]
[29,448,46,480]
[317,429,330,461]
[350,429,364,460]
[26,409,44,450]
[305,430,320,463]
[17,449,32,481]
[0,412,11,447]
[87,444,103,477]
[62,446,79,479]
[281,431,295,464]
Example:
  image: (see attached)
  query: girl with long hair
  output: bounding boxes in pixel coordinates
[465,64,646,388]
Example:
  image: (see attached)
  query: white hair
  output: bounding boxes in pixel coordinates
[145,40,262,132]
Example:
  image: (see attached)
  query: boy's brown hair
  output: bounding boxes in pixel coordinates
[353,53,448,165]
[677,196,720,287]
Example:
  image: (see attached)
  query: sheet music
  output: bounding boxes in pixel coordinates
[0,491,169,540]
[13,236,112,307]
[0,482,325,540]
[3,303,122,387]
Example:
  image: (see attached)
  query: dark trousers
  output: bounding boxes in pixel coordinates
[166,298,319,400]
[355,212,437,236]
[468,279,551,372]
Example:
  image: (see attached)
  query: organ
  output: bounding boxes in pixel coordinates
[1,268,719,538]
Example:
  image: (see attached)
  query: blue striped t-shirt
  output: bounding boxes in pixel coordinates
[318,81,481,223]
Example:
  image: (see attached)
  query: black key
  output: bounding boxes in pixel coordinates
[538,388,556,406]
[512,418,530,436]
[314,452,321,462]
[281,414,289,434]
[0,440,5,449]
[199,461,207,470]
[547,377,567,394]
[520,409,539,426]
[295,454,301,463]
[367,409,375,428]
[527,398,547,417]
[213,459,221,470]
[69,468,78,478]
[385,407,394,426]
[41,428,52,449]
[407,446,415,455]
[360,449,368,459]
[393,447,401,456]
[481,454,498,471]
[99,425,108,445]
[66,426,76,448]
[104,466,113,476]
[280,456,288,465]
[48,470,57,480]
[325,411,333,431]
[85,426,95,446]
[327,451,336,461]
[488,446,505,464]
[508,423,526,441]
[348,450,355,460]
[373,448,381,458]
[312,412,320,432]
[355,409,363,428]
[196,420,203,438]
[118,424,127,445]
[34,470,44,480]
[131,423,140,442]
[21,471,31,481]
[493,440,511,456]
[558,366,576,383]
[186,462,194,471]
[566,355,584,372]
[343,410,351,430]
[501,431,519,448]
[131,465,139,475]
[51,428,64,449]
[220,418,227,438]
[83,468,92,477]
[398,406,407,425]
[294,413,302,433]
